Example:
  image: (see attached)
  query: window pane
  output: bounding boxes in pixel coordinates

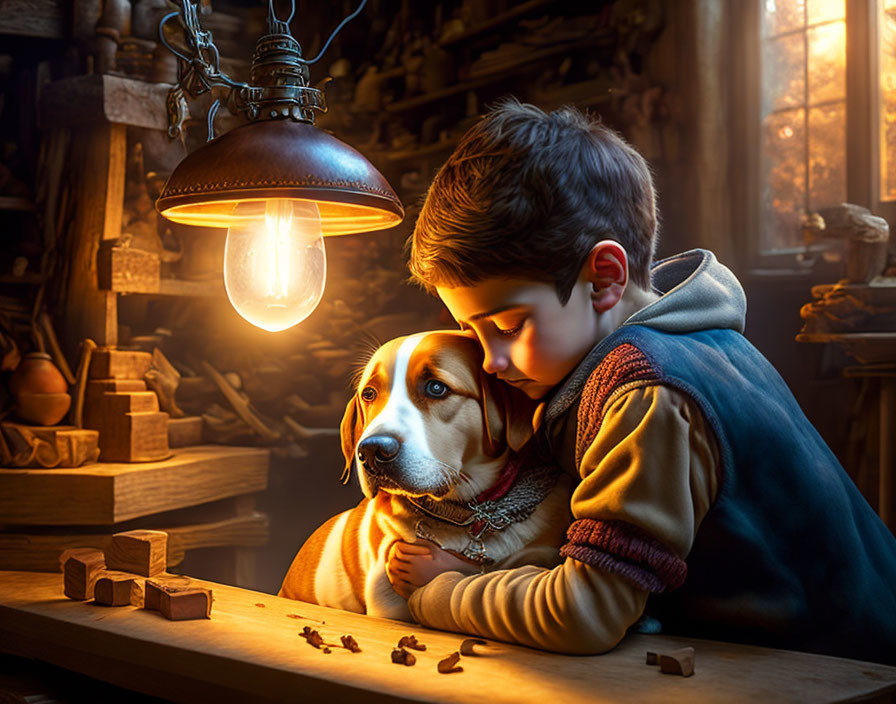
[761,109,807,251]
[807,0,844,25]
[807,21,845,105]
[762,33,806,115]
[880,2,896,201]
[763,0,805,37]
[809,103,846,210]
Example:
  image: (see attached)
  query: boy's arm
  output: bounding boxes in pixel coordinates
[406,384,720,653]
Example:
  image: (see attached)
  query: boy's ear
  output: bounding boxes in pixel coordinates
[339,394,364,484]
[586,240,628,313]
[479,371,538,455]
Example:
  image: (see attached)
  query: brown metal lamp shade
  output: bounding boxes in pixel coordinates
[156,118,404,235]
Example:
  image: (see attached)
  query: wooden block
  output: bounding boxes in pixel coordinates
[83,378,147,429]
[97,242,160,294]
[106,529,167,577]
[101,390,160,415]
[144,579,164,611]
[1,423,99,468]
[61,548,105,600]
[94,571,137,606]
[159,587,212,621]
[167,416,203,448]
[99,411,170,462]
[658,647,695,677]
[89,348,152,380]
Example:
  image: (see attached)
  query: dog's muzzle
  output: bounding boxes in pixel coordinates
[356,435,401,475]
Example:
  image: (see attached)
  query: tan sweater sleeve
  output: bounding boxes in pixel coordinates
[407,384,719,653]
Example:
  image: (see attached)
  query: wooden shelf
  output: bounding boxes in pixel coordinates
[0,0,65,39]
[0,511,270,571]
[0,196,36,212]
[386,35,614,113]
[111,277,226,298]
[0,273,46,285]
[0,445,269,526]
[386,138,459,163]
[438,0,559,47]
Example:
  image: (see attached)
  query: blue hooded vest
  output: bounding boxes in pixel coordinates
[557,323,896,664]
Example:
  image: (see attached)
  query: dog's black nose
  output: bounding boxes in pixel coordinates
[357,435,400,470]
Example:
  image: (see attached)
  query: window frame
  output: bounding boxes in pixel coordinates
[730,0,891,272]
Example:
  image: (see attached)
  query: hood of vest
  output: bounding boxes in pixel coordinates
[624,249,746,334]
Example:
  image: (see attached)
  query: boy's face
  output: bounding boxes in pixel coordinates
[437,276,602,400]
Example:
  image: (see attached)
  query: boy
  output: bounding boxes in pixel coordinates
[386,100,896,664]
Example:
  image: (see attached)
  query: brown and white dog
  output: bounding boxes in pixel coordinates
[279,330,571,621]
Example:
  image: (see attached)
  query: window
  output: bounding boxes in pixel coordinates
[760,0,846,253]
[736,0,896,264]
[879,0,896,201]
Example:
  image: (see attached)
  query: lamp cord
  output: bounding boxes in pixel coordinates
[293,0,368,65]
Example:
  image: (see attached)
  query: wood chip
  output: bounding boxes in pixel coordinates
[646,651,658,665]
[459,638,487,656]
[300,626,326,649]
[254,603,266,608]
[398,634,427,651]
[658,647,695,677]
[341,635,361,653]
[438,652,463,674]
[391,647,416,666]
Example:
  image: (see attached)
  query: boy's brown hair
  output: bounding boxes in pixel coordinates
[408,99,658,302]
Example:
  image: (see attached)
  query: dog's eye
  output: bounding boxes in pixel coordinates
[424,379,450,398]
[360,386,377,402]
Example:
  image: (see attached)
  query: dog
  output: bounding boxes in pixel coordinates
[279,330,572,621]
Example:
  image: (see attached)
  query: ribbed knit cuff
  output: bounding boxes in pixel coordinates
[560,518,687,593]
[407,571,467,631]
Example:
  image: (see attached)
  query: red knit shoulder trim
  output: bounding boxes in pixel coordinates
[560,518,687,593]
[575,343,659,467]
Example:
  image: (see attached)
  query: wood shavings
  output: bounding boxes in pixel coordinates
[459,638,486,656]
[391,647,416,666]
[341,635,361,653]
[437,652,463,674]
[397,634,426,651]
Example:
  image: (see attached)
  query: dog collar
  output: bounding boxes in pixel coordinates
[407,459,558,562]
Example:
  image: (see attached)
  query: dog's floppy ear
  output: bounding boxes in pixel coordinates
[339,394,363,484]
[479,371,539,455]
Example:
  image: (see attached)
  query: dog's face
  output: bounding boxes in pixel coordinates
[341,331,536,502]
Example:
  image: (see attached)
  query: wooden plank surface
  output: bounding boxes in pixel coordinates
[0,445,269,525]
[0,571,894,704]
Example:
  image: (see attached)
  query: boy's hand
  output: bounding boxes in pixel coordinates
[386,539,479,600]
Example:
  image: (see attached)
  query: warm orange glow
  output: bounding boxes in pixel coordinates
[160,198,403,235]
[807,0,844,25]
[881,2,896,201]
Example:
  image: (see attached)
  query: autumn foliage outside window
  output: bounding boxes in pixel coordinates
[760,0,846,252]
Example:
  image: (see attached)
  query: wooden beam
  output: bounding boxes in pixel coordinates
[38,75,177,131]
[61,122,126,352]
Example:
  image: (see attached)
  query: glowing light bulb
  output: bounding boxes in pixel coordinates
[223,199,326,332]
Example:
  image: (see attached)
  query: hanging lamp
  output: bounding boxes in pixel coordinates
[155,0,403,332]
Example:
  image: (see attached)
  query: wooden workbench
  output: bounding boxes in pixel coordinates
[1,571,894,703]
